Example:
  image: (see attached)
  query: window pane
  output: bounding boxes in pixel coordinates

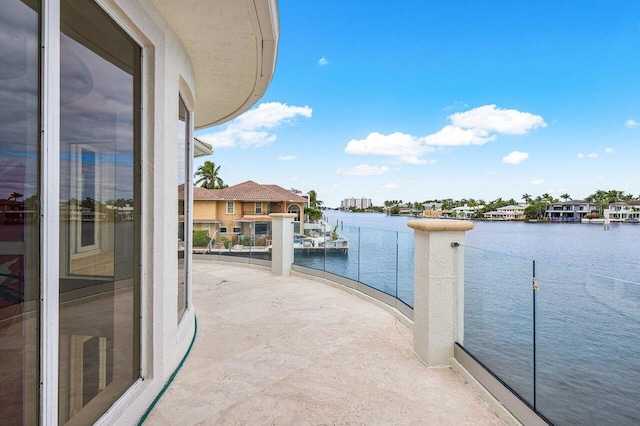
[0,1,40,424]
[58,0,141,423]
[177,97,188,321]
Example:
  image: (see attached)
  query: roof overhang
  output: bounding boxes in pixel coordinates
[235,215,272,222]
[153,0,279,129]
[194,137,213,157]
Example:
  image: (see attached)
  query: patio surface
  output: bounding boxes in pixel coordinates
[145,259,504,425]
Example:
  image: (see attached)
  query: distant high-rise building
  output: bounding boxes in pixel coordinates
[341,197,372,210]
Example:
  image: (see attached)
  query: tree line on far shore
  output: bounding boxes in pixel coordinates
[379,189,638,220]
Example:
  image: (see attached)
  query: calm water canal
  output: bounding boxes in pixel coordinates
[294,210,640,425]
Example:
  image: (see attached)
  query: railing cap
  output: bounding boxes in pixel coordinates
[407,219,474,232]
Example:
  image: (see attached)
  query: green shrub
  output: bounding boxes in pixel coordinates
[193,229,210,247]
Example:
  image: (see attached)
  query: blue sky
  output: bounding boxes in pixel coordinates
[196,1,640,208]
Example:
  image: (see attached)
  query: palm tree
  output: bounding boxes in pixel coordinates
[586,189,608,216]
[194,161,224,189]
[560,193,571,201]
[9,192,23,201]
[522,193,532,203]
[307,190,323,209]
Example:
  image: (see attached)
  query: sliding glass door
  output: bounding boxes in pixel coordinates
[58,0,141,423]
[0,1,142,423]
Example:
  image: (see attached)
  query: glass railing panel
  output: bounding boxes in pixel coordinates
[225,234,251,260]
[396,231,414,308]
[357,227,397,296]
[459,245,535,406]
[323,225,359,281]
[535,263,640,425]
[293,228,327,271]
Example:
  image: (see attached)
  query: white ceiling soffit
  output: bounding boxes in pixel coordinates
[153,0,279,129]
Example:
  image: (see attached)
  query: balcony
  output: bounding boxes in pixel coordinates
[144,259,503,425]
[150,216,640,425]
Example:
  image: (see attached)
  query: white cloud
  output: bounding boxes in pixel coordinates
[199,102,312,148]
[344,104,545,164]
[380,183,401,191]
[277,155,297,161]
[449,104,547,134]
[318,56,329,66]
[578,152,599,159]
[605,148,615,154]
[502,151,529,165]
[625,119,639,128]
[531,179,545,185]
[443,101,468,111]
[345,132,434,164]
[423,125,495,146]
[335,164,389,176]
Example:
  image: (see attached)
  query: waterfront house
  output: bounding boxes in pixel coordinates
[545,200,598,221]
[604,200,640,222]
[0,0,279,424]
[483,204,525,221]
[185,181,307,246]
[423,202,445,217]
[451,204,483,218]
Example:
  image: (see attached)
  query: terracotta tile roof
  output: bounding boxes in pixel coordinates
[264,185,308,203]
[179,181,306,202]
[193,186,222,200]
[209,181,307,202]
[178,184,222,200]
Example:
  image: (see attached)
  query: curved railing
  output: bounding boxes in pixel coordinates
[291,225,414,320]
[194,234,273,267]
[194,226,640,425]
[456,244,640,425]
[194,224,415,319]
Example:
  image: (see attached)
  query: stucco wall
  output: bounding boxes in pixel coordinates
[193,199,218,222]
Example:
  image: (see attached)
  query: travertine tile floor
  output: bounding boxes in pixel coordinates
[145,260,504,425]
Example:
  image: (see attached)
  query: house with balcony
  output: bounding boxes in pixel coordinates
[183,180,307,246]
[545,200,598,221]
[483,204,525,221]
[604,200,640,222]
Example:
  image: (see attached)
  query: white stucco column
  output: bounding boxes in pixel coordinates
[407,220,474,367]
[270,213,297,276]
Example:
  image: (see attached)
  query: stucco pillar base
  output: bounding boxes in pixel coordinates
[270,214,297,276]
[408,220,473,367]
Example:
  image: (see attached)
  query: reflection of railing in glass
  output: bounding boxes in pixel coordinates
[457,244,640,425]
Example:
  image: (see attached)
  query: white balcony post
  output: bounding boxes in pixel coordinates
[270,213,297,276]
[408,220,474,367]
